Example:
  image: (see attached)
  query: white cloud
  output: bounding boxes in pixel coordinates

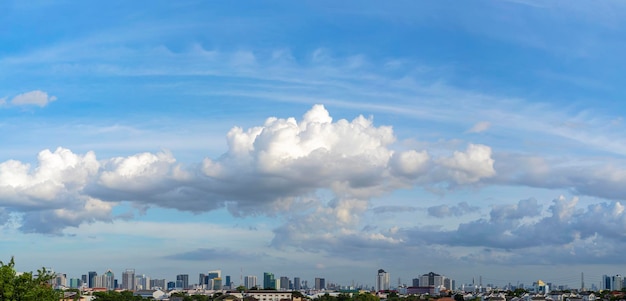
[10,90,57,107]
[0,147,104,233]
[0,105,497,236]
[5,104,624,259]
[466,121,491,133]
[403,195,626,258]
[389,150,430,178]
[436,144,496,185]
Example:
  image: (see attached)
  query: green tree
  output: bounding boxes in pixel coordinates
[352,293,379,301]
[92,290,144,301]
[0,257,60,301]
[236,285,247,292]
[190,295,209,301]
[508,288,527,297]
[337,293,351,301]
[292,291,305,298]
[317,293,335,301]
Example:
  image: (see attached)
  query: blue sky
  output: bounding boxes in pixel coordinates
[2,0,626,290]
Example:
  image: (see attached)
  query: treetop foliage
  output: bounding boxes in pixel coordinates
[0,257,60,301]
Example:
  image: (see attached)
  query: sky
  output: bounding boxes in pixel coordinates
[1,0,626,290]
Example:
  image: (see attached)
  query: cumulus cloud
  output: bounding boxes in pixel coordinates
[9,90,57,107]
[389,150,430,178]
[490,198,541,221]
[436,144,496,185]
[0,148,110,233]
[0,105,498,237]
[404,196,626,254]
[3,104,626,266]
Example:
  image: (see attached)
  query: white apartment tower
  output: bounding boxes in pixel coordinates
[244,275,258,289]
[376,269,390,291]
[122,269,135,291]
[614,275,624,291]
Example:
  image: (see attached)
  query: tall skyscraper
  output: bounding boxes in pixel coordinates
[603,275,612,290]
[69,278,81,289]
[280,276,290,290]
[444,278,454,291]
[135,274,150,290]
[176,274,189,289]
[211,278,223,290]
[315,278,325,290]
[412,278,419,287]
[88,271,97,288]
[206,270,220,286]
[167,281,176,290]
[225,275,231,288]
[376,269,390,291]
[263,272,276,289]
[95,270,115,290]
[614,275,623,291]
[244,275,257,289]
[150,279,166,290]
[207,270,221,279]
[199,273,207,287]
[294,277,301,290]
[122,269,135,291]
[419,272,445,288]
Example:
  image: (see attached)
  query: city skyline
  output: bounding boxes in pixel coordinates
[30,264,620,292]
[2,0,626,291]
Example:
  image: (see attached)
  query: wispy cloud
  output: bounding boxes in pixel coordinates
[466,121,491,133]
[2,90,56,108]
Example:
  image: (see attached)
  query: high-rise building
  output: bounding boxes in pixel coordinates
[376,269,390,291]
[280,277,290,290]
[208,270,221,280]
[294,277,301,290]
[52,273,67,288]
[150,279,166,290]
[444,278,455,291]
[81,275,87,287]
[614,275,623,291]
[69,278,81,289]
[211,278,223,290]
[199,274,207,287]
[244,275,257,289]
[412,278,419,287]
[135,274,150,291]
[122,269,135,291]
[167,281,176,290]
[225,276,231,288]
[95,270,115,290]
[204,270,219,287]
[419,272,445,288]
[603,275,611,290]
[176,274,189,289]
[88,271,97,288]
[263,272,276,290]
[315,278,325,290]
